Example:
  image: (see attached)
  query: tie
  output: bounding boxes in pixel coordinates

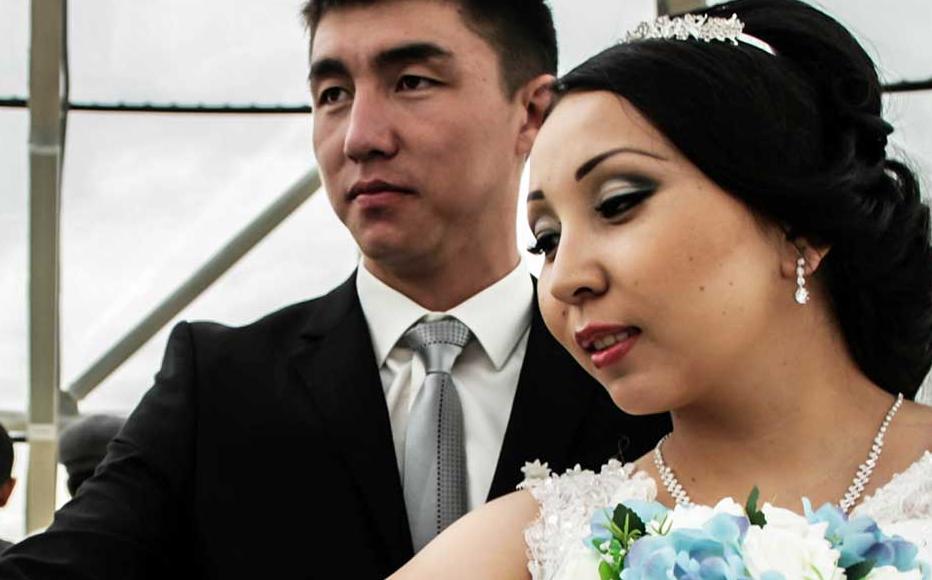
[402,318,472,552]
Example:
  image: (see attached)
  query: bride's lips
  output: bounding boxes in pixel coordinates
[574,323,641,369]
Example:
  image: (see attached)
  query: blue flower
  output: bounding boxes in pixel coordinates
[625,499,671,528]
[620,519,750,580]
[587,508,615,548]
[803,499,929,578]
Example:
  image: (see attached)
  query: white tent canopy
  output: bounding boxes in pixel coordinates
[0,0,929,540]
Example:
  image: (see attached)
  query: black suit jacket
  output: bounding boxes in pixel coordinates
[0,274,669,579]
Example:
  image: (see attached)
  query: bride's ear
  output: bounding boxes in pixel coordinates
[779,234,830,279]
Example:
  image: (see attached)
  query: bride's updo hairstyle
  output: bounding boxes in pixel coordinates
[552,0,932,398]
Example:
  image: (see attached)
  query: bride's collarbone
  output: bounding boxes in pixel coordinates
[633,417,930,513]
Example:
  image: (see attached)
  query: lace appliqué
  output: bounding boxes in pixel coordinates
[852,450,932,562]
[520,460,657,580]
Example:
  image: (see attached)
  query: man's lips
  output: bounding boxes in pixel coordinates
[346,179,416,201]
[574,323,642,369]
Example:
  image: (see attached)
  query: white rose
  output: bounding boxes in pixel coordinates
[552,545,602,580]
[865,566,923,579]
[668,497,746,531]
[760,503,813,534]
[743,520,844,580]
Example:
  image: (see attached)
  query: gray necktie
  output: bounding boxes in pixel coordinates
[402,318,472,552]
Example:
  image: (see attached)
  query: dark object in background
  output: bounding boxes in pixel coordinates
[58,414,125,496]
[1,423,17,552]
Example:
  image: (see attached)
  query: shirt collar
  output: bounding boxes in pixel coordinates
[356,261,533,370]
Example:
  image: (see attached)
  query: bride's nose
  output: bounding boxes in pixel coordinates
[545,229,608,306]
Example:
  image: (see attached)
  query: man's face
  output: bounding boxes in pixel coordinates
[310,0,531,273]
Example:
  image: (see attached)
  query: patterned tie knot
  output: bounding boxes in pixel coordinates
[403,318,472,375]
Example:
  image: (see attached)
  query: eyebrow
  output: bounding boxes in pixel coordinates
[575,147,667,181]
[309,58,349,86]
[527,189,545,202]
[375,42,452,68]
[309,42,453,86]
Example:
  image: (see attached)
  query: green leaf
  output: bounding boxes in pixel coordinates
[598,560,617,580]
[612,504,646,538]
[845,560,876,580]
[745,486,767,527]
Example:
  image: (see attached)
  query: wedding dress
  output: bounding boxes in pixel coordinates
[522,451,932,579]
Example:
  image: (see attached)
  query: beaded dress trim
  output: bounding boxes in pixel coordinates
[522,452,932,580]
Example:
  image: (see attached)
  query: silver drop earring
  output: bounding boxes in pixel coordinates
[795,256,810,305]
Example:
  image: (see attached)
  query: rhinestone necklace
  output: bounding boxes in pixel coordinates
[653,392,905,514]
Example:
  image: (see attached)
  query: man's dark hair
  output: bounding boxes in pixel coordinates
[0,424,13,484]
[552,0,932,398]
[301,0,558,96]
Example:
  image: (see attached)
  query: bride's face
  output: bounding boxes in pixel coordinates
[528,91,790,415]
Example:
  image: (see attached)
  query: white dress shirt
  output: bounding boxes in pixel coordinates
[356,262,533,510]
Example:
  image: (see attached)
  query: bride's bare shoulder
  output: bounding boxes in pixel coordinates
[893,400,932,452]
[388,491,538,580]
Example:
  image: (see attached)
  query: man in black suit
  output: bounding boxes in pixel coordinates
[0,1,668,578]
[0,424,16,554]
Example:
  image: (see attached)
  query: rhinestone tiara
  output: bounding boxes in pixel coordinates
[624,13,776,55]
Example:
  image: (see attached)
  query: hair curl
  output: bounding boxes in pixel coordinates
[552,0,932,398]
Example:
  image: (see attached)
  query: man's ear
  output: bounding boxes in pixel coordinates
[0,477,16,507]
[515,74,555,157]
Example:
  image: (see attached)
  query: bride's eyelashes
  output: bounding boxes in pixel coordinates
[527,178,656,258]
[594,178,656,219]
[527,230,560,257]
[528,215,561,257]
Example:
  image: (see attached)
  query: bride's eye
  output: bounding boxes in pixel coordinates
[595,179,655,219]
[527,231,560,258]
[527,216,561,258]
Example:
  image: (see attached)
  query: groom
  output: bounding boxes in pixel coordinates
[0,0,669,578]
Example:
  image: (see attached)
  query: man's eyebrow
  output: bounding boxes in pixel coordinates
[309,42,453,87]
[575,147,667,181]
[374,42,453,69]
[527,190,545,202]
[308,58,349,86]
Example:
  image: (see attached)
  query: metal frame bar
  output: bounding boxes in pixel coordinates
[27,0,66,533]
[67,168,322,401]
[1,98,312,113]
[658,0,705,16]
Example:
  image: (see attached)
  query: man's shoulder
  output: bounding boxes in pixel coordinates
[181,273,359,353]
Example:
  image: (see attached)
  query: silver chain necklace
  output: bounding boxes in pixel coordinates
[653,392,905,514]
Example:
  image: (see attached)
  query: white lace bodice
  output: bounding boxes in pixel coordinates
[522,452,932,580]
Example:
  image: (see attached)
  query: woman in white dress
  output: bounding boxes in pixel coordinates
[391,0,932,577]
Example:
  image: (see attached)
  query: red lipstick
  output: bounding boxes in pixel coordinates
[574,323,641,369]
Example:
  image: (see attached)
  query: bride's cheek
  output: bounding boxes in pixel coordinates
[539,293,573,351]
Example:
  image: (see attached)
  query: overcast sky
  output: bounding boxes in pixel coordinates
[0,0,930,541]
[0,0,930,412]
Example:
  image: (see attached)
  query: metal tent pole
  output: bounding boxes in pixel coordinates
[657,0,706,16]
[67,167,322,401]
[27,0,65,532]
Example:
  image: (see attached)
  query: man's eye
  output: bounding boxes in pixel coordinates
[594,188,654,219]
[317,87,349,106]
[396,75,434,92]
[527,231,560,258]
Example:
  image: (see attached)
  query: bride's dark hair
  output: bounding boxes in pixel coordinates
[552,0,932,398]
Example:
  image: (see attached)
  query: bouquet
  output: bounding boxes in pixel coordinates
[583,488,929,579]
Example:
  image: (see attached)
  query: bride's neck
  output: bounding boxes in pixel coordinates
[656,321,895,508]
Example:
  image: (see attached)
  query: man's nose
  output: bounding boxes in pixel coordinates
[343,91,398,163]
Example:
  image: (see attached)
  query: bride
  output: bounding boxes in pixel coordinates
[390,0,932,577]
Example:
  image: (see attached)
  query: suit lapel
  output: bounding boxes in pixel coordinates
[487,290,594,499]
[289,274,414,564]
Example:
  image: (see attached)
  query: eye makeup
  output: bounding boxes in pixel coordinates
[594,175,656,219]
[527,215,560,256]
